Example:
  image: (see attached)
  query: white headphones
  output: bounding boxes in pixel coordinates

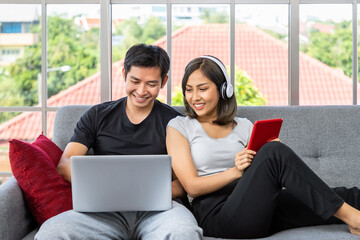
[200,55,234,99]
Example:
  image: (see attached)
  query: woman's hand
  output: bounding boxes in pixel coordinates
[234,148,257,177]
[271,138,281,142]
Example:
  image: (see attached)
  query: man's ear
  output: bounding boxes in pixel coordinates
[161,75,169,88]
[122,68,126,81]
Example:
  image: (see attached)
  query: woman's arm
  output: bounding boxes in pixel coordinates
[166,126,254,198]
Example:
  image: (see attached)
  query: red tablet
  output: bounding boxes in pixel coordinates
[247,118,283,152]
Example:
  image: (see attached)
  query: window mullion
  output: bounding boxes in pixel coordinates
[100,0,112,102]
[166,1,172,105]
[353,0,358,104]
[230,0,235,88]
[41,0,47,135]
[289,0,300,105]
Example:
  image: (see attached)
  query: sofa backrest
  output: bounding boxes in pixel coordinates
[53,105,360,189]
[232,105,360,189]
[52,105,92,151]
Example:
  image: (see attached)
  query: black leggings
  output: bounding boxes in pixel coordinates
[192,141,360,239]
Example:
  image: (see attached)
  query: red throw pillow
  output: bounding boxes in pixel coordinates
[9,134,72,225]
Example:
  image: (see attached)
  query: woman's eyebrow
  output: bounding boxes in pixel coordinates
[186,83,209,87]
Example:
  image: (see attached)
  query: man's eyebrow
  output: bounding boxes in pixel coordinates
[129,76,159,83]
[129,76,140,81]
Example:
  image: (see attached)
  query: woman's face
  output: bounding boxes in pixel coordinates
[185,69,220,121]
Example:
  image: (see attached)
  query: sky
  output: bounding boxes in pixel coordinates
[0,3,353,26]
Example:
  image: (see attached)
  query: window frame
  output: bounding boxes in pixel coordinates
[0,0,358,136]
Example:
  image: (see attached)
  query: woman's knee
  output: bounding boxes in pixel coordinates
[256,141,293,159]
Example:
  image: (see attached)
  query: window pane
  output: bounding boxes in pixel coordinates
[112,4,167,102]
[236,4,288,106]
[47,4,100,107]
[171,4,230,106]
[0,111,41,183]
[47,111,56,141]
[300,4,352,105]
[0,4,41,108]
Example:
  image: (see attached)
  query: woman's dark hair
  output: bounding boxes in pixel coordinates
[182,56,237,125]
[123,44,170,83]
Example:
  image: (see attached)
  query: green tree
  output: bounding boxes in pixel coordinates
[142,17,166,44]
[0,68,25,123]
[113,16,166,62]
[302,20,353,78]
[7,15,99,107]
[171,86,184,106]
[200,8,229,24]
[234,68,266,106]
[171,67,266,106]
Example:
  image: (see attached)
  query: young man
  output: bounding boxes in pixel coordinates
[35,44,203,240]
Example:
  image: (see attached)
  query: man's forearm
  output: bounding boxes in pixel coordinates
[171,179,186,199]
[57,156,72,183]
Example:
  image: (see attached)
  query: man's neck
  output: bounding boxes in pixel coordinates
[125,100,155,125]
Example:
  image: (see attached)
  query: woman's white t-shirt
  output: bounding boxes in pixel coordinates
[167,116,253,177]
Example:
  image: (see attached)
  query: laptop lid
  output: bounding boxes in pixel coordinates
[70,155,172,212]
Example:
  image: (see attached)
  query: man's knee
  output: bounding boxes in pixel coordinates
[169,224,203,240]
[35,212,73,240]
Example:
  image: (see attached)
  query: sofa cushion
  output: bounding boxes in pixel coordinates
[9,134,72,225]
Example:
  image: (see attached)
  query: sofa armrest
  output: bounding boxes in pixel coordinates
[0,177,37,240]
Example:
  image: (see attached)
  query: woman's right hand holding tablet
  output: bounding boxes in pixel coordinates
[234,148,256,177]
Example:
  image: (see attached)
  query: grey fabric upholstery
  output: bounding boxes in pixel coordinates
[52,105,92,151]
[234,106,360,189]
[0,105,359,240]
[0,177,36,240]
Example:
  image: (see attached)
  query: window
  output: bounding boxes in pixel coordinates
[171,4,230,106]
[299,3,353,105]
[47,4,100,107]
[3,23,22,33]
[111,4,167,102]
[0,4,41,108]
[235,4,288,106]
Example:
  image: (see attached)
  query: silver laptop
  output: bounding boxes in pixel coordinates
[70,155,172,212]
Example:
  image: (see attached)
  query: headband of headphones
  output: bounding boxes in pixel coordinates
[200,56,234,99]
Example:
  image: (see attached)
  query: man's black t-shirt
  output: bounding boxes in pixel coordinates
[70,97,181,155]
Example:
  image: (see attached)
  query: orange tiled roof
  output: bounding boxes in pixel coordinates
[0,23,358,143]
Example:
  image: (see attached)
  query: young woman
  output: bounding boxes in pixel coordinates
[166,55,360,239]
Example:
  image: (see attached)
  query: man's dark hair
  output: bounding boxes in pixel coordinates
[124,44,170,83]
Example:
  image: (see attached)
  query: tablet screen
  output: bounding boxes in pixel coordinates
[247,118,283,152]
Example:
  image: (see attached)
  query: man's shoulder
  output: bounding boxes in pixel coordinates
[89,98,125,113]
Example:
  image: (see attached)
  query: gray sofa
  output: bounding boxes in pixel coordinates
[1,104,360,240]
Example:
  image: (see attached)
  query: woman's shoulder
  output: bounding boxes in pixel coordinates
[234,117,253,127]
[168,115,194,126]
[167,116,197,140]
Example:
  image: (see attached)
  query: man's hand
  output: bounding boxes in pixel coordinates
[57,142,88,183]
[171,178,186,199]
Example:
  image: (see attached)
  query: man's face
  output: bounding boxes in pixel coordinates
[123,66,167,111]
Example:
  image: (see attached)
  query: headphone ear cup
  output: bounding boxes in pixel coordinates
[220,82,234,99]
[226,84,234,98]
[220,82,227,99]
